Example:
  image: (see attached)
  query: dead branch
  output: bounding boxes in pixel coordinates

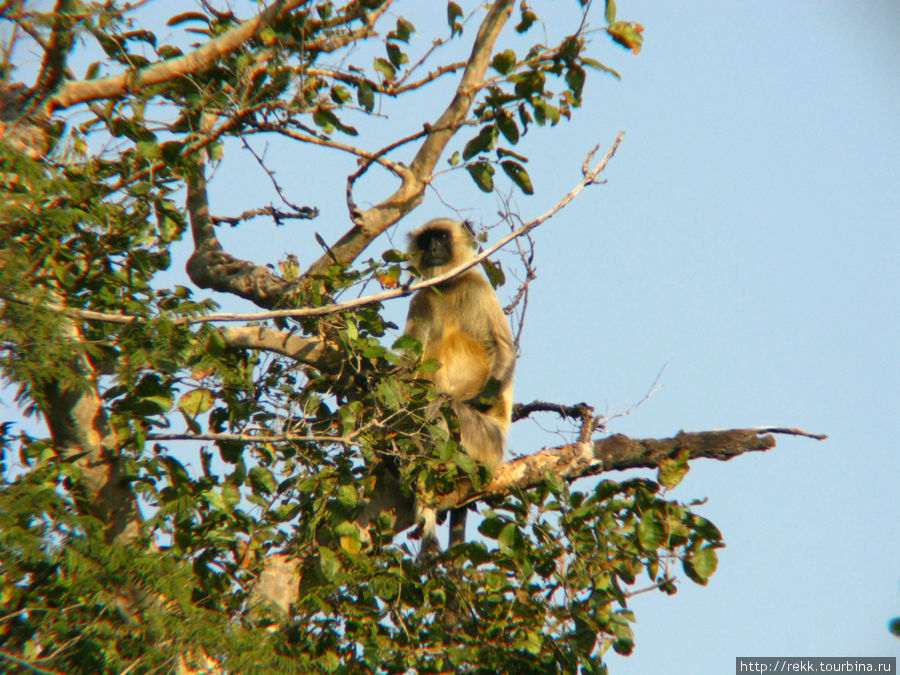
[211,205,318,227]
[512,400,595,423]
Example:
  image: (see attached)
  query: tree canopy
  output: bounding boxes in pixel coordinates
[0,1,821,672]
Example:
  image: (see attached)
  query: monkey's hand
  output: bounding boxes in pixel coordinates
[465,378,502,412]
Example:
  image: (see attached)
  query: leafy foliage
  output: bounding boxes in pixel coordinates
[0,1,723,673]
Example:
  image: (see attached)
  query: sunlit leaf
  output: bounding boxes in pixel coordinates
[607,21,645,55]
[177,388,215,416]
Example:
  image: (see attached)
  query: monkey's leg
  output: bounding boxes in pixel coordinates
[448,505,468,547]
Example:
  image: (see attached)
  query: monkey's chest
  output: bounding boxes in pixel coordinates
[425,317,491,400]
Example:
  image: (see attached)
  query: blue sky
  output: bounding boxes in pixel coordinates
[5,0,899,670]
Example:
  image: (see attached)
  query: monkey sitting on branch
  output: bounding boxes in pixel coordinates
[403,218,516,554]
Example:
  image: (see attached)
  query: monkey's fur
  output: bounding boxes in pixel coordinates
[404,218,515,552]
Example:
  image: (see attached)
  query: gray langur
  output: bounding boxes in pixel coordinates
[404,218,515,551]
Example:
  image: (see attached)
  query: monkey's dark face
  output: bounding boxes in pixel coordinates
[415,228,453,268]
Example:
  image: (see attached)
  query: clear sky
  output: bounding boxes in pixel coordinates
[6,0,899,671]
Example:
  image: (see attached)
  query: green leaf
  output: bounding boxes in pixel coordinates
[166,11,209,27]
[447,2,463,36]
[480,258,505,288]
[356,80,375,111]
[607,21,645,55]
[136,141,161,159]
[248,466,277,496]
[496,147,529,163]
[565,65,586,99]
[272,503,301,522]
[205,329,226,357]
[491,49,516,75]
[605,0,617,24]
[657,450,690,489]
[498,522,518,550]
[637,513,665,551]
[466,162,495,193]
[313,108,358,136]
[203,488,227,512]
[496,112,519,144]
[478,515,504,539]
[888,618,900,637]
[374,57,395,82]
[684,547,719,585]
[222,483,241,508]
[462,125,495,160]
[515,8,536,33]
[330,85,352,104]
[177,388,215,416]
[388,17,415,43]
[386,42,408,68]
[500,160,534,195]
[337,484,358,508]
[319,547,343,581]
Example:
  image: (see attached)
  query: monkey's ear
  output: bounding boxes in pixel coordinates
[462,220,476,237]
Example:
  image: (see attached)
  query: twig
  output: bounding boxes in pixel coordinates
[711,427,827,441]
[147,432,353,444]
[240,138,312,215]
[211,204,318,227]
[512,400,595,423]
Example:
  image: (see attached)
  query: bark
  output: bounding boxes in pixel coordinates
[38,316,141,543]
[45,0,310,112]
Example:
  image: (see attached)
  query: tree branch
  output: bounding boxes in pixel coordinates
[303,0,516,276]
[220,325,339,370]
[25,296,141,543]
[437,427,828,511]
[245,424,826,614]
[45,0,309,112]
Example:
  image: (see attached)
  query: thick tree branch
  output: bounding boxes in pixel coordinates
[436,427,827,511]
[220,325,339,370]
[33,306,141,543]
[45,0,309,112]
[304,0,516,276]
[185,153,299,308]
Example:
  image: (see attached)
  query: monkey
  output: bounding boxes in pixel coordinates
[403,218,515,553]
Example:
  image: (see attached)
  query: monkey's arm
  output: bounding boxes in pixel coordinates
[483,298,516,386]
[403,293,433,355]
[464,295,515,411]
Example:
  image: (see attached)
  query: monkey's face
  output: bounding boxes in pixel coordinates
[415,228,453,269]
